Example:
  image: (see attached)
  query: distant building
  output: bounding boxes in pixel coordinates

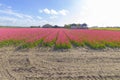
[81,23,88,29]
[53,25,63,28]
[42,24,53,28]
[70,23,88,29]
[71,24,78,29]
[42,24,63,28]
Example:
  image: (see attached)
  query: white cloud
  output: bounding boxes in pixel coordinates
[0,9,22,18]
[37,16,42,20]
[0,16,16,22]
[50,16,58,19]
[59,9,69,16]
[0,16,17,25]
[40,8,69,16]
[43,8,51,14]
[0,15,49,26]
[39,10,43,13]
[79,0,120,27]
[42,8,58,15]
[23,14,33,19]
[51,9,58,15]
[0,3,33,19]
[0,4,21,18]
[0,3,55,26]
[53,0,120,27]
[0,9,33,19]
[0,5,49,26]
[0,3,12,10]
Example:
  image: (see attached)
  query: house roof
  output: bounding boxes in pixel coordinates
[42,24,53,28]
[71,24,77,26]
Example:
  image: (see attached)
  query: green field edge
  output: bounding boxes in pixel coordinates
[90,27,120,31]
[1,40,120,49]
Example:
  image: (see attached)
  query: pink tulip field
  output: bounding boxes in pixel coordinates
[0,28,120,49]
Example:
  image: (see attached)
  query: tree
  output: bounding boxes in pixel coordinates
[64,24,71,28]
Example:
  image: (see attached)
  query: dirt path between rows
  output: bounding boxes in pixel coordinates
[0,47,120,80]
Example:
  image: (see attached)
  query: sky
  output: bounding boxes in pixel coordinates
[0,0,120,27]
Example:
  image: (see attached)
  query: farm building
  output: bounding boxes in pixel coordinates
[42,24,53,28]
[42,24,63,28]
[70,24,78,29]
[70,23,88,29]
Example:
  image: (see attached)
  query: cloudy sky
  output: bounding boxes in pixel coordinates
[0,0,120,27]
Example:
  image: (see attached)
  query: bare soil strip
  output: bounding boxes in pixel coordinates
[0,47,120,80]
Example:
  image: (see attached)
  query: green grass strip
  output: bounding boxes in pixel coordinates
[84,41,106,49]
[55,43,71,49]
[0,40,24,48]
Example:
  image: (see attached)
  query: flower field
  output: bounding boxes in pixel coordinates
[0,28,120,49]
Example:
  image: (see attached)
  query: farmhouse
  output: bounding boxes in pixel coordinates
[70,24,78,29]
[42,24,53,28]
[42,24,63,28]
[70,23,88,29]
[53,25,63,28]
